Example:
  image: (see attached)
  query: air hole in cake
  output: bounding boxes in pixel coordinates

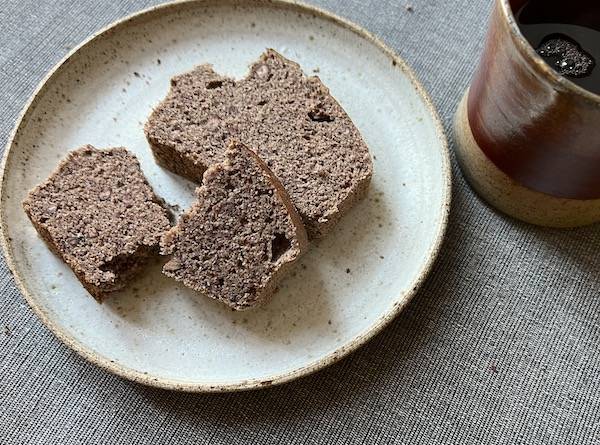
[308,108,333,122]
[271,232,291,262]
[99,255,127,274]
[98,247,153,290]
[206,80,223,89]
[100,251,138,273]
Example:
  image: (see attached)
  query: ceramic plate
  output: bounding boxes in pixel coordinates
[0,0,450,391]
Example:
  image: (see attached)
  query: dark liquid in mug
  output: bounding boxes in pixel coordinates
[516,0,600,95]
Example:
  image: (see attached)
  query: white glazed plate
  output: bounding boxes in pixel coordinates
[0,0,450,391]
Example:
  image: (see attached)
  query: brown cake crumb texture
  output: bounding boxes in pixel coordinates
[23,145,171,301]
[145,49,373,239]
[161,142,308,310]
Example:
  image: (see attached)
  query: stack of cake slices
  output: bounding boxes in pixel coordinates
[24,49,373,310]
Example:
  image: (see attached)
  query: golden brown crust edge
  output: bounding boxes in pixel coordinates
[235,142,309,254]
[231,142,309,310]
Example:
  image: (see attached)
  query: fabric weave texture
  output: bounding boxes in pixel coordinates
[1,0,599,443]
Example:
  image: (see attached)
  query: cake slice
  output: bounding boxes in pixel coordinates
[23,145,171,301]
[145,49,373,239]
[161,142,308,310]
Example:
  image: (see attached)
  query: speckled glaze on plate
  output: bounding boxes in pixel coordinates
[0,0,451,392]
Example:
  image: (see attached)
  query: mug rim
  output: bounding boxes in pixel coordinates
[500,0,600,103]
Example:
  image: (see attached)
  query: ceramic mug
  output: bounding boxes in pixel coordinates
[454,0,600,227]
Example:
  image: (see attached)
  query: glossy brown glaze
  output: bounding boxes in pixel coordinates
[467,0,600,200]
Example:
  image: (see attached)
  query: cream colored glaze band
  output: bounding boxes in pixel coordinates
[454,90,600,228]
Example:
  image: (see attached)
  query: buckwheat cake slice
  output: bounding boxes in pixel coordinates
[23,145,172,301]
[145,49,373,239]
[161,142,308,311]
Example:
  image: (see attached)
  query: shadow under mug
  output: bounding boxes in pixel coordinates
[454,0,600,227]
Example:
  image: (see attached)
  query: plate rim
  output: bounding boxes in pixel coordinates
[0,0,452,392]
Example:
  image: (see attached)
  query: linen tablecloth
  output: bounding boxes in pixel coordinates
[1,0,599,443]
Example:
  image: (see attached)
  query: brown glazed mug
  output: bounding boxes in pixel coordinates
[454,0,600,227]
